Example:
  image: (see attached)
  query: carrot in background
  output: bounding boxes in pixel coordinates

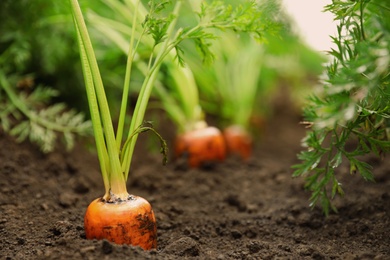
[223,125,253,160]
[175,123,226,168]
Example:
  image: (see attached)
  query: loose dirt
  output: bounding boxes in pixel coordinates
[1,109,389,259]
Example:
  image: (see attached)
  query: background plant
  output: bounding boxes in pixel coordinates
[0,0,92,152]
[86,0,289,133]
[185,4,324,137]
[293,0,390,215]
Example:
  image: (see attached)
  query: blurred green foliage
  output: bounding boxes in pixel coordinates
[185,1,325,133]
[0,0,87,109]
[293,0,390,215]
[0,0,92,151]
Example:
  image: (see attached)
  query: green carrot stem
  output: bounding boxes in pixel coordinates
[166,62,202,131]
[121,0,183,180]
[76,31,110,199]
[116,0,140,149]
[70,0,128,199]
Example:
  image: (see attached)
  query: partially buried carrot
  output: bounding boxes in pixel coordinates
[223,125,253,160]
[175,124,227,168]
[84,196,157,250]
[69,0,171,250]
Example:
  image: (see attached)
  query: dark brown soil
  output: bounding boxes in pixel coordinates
[1,109,389,260]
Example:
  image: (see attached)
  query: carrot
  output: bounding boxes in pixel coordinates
[84,196,157,250]
[69,0,171,249]
[223,125,253,160]
[175,125,227,168]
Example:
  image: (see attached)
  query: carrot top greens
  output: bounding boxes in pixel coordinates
[0,1,91,153]
[0,72,91,153]
[293,0,390,216]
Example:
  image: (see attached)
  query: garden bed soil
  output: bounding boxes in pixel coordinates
[1,108,389,259]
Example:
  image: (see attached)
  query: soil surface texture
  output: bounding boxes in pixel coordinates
[1,109,389,260]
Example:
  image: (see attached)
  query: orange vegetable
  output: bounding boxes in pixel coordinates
[174,126,227,168]
[223,125,253,160]
[84,196,157,250]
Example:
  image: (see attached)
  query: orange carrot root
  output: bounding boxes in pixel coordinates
[84,196,157,250]
[174,126,226,168]
[223,125,253,160]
